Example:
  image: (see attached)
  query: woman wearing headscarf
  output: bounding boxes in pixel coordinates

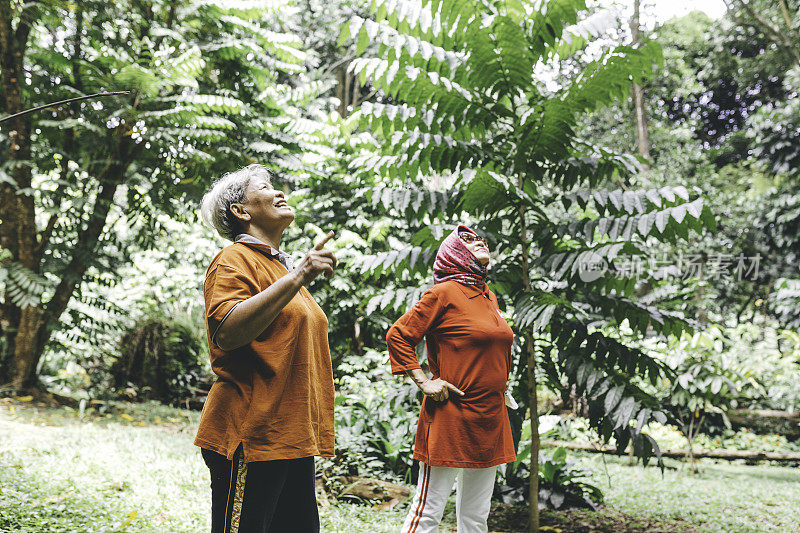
[386,224,516,533]
[196,164,337,533]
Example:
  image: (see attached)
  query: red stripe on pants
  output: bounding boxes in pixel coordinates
[409,464,431,533]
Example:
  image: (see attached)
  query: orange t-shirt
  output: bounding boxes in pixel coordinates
[386,280,516,468]
[194,240,334,463]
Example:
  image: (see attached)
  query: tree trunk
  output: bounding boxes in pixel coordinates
[9,140,134,389]
[695,283,707,325]
[336,62,353,118]
[9,306,46,390]
[0,1,39,387]
[0,4,148,391]
[336,64,347,117]
[517,174,539,533]
[686,414,696,475]
[526,333,540,531]
[630,0,651,167]
[7,165,129,389]
[351,70,360,110]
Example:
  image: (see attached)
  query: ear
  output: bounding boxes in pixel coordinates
[229,203,251,223]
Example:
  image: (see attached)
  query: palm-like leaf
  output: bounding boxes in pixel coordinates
[343,0,714,484]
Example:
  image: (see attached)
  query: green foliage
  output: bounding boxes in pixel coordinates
[331,385,419,483]
[663,328,740,418]
[574,8,795,331]
[538,446,604,511]
[764,179,800,328]
[498,414,603,508]
[748,69,800,176]
[773,278,800,329]
[553,415,800,454]
[657,327,740,464]
[342,0,713,475]
[0,0,315,386]
[320,350,421,485]
[0,252,49,309]
[110,308,208,404]
[624,318,800,430]
[699,428,800,454]
[664,321,800,413]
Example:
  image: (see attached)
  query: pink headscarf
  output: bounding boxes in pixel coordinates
[432,224,487,290]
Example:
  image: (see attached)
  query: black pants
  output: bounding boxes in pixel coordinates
[201,445,320,533]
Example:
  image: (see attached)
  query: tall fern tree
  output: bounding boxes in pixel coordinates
[0,0,307,390]
[341,0,716,528]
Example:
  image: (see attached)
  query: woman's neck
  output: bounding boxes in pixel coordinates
[244,226,283,250]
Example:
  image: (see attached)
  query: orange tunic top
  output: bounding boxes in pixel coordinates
[386,280,516,468]
[194,240,335,463]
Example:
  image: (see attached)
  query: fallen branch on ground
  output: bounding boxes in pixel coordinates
[727,409,800,439]
[728,409,800,420]
[542,439,800,462]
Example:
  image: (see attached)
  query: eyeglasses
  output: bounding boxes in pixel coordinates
[459,232,485,244]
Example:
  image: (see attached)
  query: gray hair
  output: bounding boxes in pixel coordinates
[200,164,274,241]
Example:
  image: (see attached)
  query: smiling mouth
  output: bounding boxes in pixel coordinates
[274,200,290,208]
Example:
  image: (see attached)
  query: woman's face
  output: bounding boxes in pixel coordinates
[231,175,295,231]
[460,232,491,266]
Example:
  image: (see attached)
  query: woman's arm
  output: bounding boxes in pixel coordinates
[386,289,464,402]
[215,233,337,351]
[405,368,464,402]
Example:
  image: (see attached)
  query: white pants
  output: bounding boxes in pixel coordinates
[401,462,498,533]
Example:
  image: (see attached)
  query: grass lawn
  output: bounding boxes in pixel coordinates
[0,398,412,533]
[575,452,800,533]
[1,397,799,533]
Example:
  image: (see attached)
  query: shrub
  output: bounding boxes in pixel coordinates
[109,309,208,404]
[538,447,604,511]
[318,349,423,496]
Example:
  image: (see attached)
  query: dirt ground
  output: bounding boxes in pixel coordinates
[484,504,698,533]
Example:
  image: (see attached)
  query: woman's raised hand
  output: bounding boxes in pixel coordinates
[419,378,465,402]
[295,231,338,285]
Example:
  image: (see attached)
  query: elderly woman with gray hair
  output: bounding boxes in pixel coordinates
[194,164,337,533]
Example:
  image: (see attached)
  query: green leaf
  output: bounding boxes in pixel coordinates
[615,396,636,428]
[604,385,624,414]
[552,446,567,463]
